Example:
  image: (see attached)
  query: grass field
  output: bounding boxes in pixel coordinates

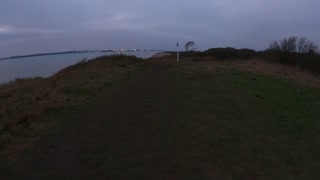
[1,56,320,179]
[166,61,320,178]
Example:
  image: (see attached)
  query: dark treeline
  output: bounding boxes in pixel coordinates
[167,47,320,74]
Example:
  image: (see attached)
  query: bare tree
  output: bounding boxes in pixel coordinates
[185,41,195,51]
[269,36,318,53]
[269,41,281,50]
[280,36,297,52]
[298,37,318,53]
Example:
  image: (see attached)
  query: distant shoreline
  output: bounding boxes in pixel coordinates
[0,51,110,61]
[0,49,167,61]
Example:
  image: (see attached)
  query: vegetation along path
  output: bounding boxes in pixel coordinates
[2,58,320,179]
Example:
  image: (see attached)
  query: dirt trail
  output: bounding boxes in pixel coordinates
[8,63,180,179]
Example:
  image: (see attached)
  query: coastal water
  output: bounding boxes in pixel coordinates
[0,51,157,84]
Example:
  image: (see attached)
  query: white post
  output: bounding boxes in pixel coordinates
[177,43,180,63]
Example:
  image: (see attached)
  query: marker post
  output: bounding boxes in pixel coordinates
[177,43,180,63]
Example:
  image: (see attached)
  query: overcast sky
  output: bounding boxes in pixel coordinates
[0,0,319,57]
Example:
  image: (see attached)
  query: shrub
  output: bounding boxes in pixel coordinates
[203,47,257,60]
[257,50,320,73]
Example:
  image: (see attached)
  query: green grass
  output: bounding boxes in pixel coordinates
[166,62,320,179]
[1,57,320,179]
[0,55,145,155]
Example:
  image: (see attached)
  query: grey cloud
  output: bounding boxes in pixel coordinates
[1,0,320,57]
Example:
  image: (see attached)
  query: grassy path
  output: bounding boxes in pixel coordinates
[8,63,177,179]
[2,60,320,179]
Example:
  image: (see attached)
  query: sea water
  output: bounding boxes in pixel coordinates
[0,51,157,84]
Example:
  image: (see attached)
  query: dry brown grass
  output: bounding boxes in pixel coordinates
[150,56,320,89]
[149,52,173,58]
[189,57,320,89]
[0,78,65,131]
[231,59,320,88]
[0,55,143,153]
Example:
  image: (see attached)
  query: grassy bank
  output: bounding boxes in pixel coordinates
[0,55,144,154]
[1,55,320,178]
[166,60,320,178]
[166,47,320,75]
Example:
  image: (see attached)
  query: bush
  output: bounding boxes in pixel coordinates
[166,47,320,74]
[257,50,320,73]
[203,47,257,60]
